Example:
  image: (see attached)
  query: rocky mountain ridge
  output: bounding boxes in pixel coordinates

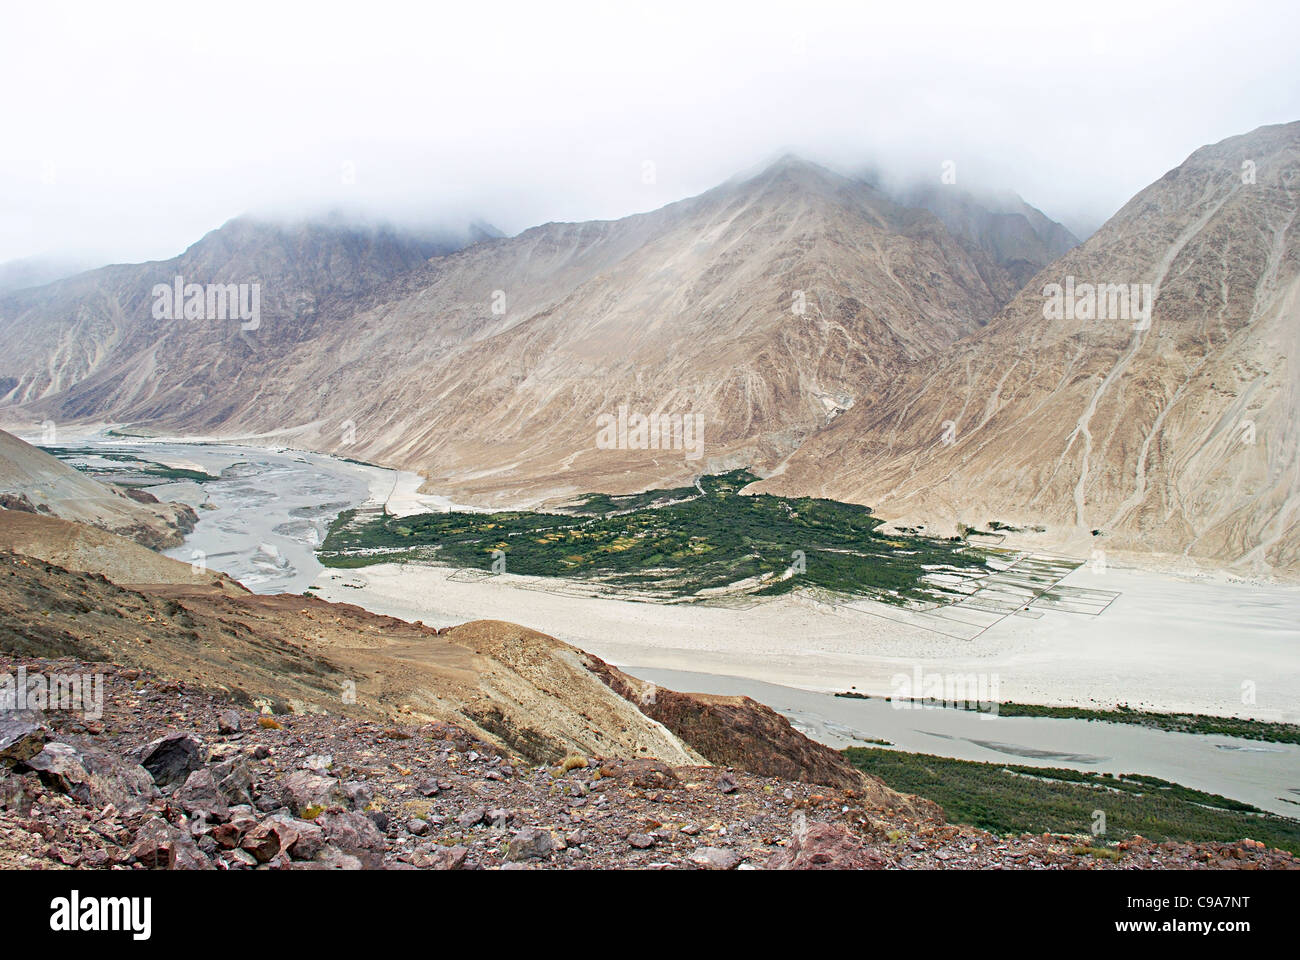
[756,121,1300,571]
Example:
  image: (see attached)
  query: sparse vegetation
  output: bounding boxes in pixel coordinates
[844,747,1300,855]
[1072,843,1124,860]
[317,469,992,604]
[40,446,219,483]
[833,696,1299,744]
[992,702,1300,744]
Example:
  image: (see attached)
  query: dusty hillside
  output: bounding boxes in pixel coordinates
[0,429,196,549]
[0,511,240,589]
[757,121,1300,572]
[582,654,917,809]
[0,548,695,765]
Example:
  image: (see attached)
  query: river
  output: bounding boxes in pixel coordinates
[48,433,1300,816]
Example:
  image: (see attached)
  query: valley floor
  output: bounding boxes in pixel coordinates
[27,431,1300,815]
[312,559,1300,724]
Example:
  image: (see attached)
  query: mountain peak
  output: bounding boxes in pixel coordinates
[765,152,818,172]
[715,153,857,205]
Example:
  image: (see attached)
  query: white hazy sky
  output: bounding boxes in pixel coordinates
[3,0,1298,264]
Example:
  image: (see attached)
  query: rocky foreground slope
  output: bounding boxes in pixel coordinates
[3,654,1293,871]
[0,514,900,791]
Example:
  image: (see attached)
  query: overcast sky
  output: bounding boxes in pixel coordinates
[3,0,1298,265]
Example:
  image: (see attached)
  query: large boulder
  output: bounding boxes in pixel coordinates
[285,818,326,860]
[75,747,157,815]
[409,845,468,869]
[137,732,206,788]
[764,822,885,870]
[0,717,45,766]
[25,741,155,815]
[315,810,386,869]
[24,742,89,793]
[174,769,230,822]
[169,835,215,870]
[242,817,301,863]
[211,813,259,850]
[128,818,181,868]
[505,827,556,861]
[239,813,327,862]
[281,770,346,815]
[0,772,33,813]
[211,756,255,805]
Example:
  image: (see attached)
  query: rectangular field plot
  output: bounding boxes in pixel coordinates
[841,553,1118,639]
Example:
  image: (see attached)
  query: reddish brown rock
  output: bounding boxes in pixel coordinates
[765,822,885,870]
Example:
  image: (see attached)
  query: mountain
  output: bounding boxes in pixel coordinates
[10,133,1294,573]
[896,183,1080,297]
[755,122,1300,572]
[1,158,1020,505]
[0,218,486,417]
[0,429,196,549]
[0,255,101,295]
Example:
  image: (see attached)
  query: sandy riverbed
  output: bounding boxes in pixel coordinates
[313,560,1300,724]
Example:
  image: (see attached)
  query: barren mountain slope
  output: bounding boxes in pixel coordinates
[241,158,1027,503]
[0,219,482,425]
[757,122,1300,572]
[0,511,242,589]
[899,182,1080,295]
[2,159,1032,505]
[0,547,696,766]
[0,429,196,549]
